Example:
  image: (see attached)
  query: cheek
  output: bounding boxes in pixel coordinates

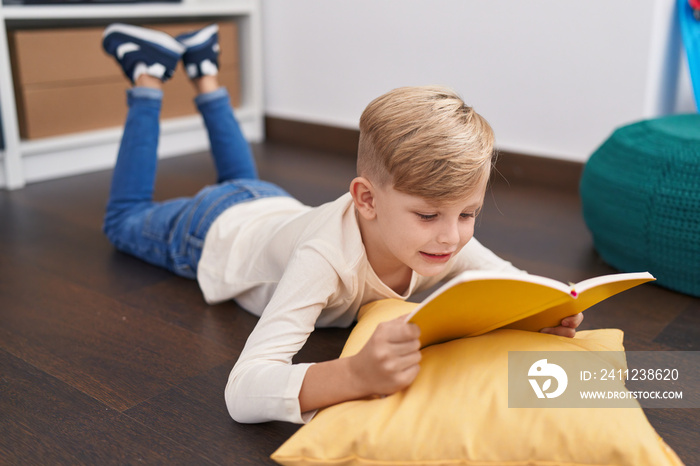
[392,222,432,250]
[395,226,424,247]
[379,214,420,245]
[460,222,476,243]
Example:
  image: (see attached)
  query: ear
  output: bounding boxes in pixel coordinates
[350,177,377,220]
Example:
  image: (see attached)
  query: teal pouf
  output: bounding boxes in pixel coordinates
[580,114,700,297]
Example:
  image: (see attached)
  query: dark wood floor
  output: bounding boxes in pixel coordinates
[1,141,698,465]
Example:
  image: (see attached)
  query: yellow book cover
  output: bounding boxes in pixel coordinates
[406,271,655,348]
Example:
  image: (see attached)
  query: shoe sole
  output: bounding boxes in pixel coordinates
[103,23,185,55]
[177,24,219,50]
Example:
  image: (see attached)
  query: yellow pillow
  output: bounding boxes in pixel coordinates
[272,299,683,466]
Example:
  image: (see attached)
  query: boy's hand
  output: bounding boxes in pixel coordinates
[349,315,422,396]
[539,313,584,338]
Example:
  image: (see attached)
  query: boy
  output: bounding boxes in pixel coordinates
[102,24,583,425]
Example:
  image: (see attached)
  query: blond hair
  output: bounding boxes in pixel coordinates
[357,86,495,201]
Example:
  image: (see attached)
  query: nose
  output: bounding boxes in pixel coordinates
[436,219,461,246]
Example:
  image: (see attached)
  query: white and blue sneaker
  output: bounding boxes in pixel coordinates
[176,24,220,79]
[103,23,185,83]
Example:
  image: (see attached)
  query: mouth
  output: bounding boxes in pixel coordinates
[419,251,453,263]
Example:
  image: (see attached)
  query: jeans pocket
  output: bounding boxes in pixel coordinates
[142,198,190,242]
[169,233,204,280]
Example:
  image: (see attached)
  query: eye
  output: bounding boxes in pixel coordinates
[416,213,437,221]
[461,207,482,219]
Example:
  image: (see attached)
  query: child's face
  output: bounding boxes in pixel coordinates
[369,183,485,278]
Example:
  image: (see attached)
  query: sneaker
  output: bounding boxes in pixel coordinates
[176,24,220,79]
[103,23,185,83]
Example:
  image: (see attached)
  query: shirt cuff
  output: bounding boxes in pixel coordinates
[285,362,317,424]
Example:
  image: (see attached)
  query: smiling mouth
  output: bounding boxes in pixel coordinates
[420,251,453,262]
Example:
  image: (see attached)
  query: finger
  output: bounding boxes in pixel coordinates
[377,315,412,332]
[541,326,576,338]
[378,363,420,395]
[562,313,584,328]
[400,362,421,384]
[375,348,421,379]
[386,322,420,343]
[398,349,422,368]
[390,339,422,357]
[394,358,421,388]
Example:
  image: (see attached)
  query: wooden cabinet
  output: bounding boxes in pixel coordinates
[0,1,264,189]
[9,21,241,139]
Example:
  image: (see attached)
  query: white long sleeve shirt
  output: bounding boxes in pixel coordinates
[197,193,519,424]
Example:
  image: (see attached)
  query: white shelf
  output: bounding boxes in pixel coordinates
[2,2,256,20]
[19,107,261,185]
[0,0,264,189]
[20,105,259,157]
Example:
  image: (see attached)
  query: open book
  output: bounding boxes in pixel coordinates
[406,271,655,348]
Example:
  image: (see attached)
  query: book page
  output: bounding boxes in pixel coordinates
[574,271,655,294]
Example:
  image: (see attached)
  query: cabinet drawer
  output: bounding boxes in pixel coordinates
[9,21,241,139]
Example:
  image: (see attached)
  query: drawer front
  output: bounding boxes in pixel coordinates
[10,21,240,139]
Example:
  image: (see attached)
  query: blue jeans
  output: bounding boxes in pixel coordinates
[103,87,290,279]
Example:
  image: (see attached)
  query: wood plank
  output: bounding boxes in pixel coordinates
[125,329,350,465]
[116,277,259,351]
[0,189,173,297]
[653,300,700,351]
[0,349,217,464]
[125,363,300,466]
[644,409,700,462]
[253,142,356,205]
[0,261,233,412]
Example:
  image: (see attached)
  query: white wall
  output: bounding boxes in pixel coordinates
[261,0,695,163]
